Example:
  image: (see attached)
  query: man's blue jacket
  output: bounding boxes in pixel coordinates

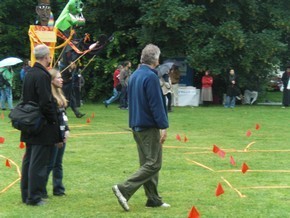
[128,64,169,130]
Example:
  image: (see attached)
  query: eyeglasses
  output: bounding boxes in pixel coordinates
[37,5,51,10]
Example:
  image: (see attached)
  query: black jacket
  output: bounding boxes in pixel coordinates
[20,62,60,145]
[226,73,241,97]
[281,71,289,88]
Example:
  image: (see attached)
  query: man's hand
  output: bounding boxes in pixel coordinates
[160,129,167,144]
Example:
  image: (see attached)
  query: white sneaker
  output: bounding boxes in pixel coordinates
[146,202,171,208]
[160,202,171,208]
[112,185,129,211]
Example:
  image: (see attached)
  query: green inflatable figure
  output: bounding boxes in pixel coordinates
[55,0,85,31]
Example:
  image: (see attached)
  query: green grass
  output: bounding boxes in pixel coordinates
[258,90,282,103]
[1,101,290,217]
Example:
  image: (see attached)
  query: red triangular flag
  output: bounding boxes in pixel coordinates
[255,124,260,130]
[215,183,224,197]
[184,135,188,143]
[242,162,249,174]
[86,118,91,123]
[19,141,25,149]
[0,137,5,143]
[246,130,252,137]
[91,112,95,118]
[230,156,236,165]
[217,149,226,158]
[213,144,220,153]
[176,134,181,141]
[5,159,11,168]
[188,206,200,218]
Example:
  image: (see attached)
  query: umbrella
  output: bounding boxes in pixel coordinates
[0,57,23,68]
[156,62,174,77]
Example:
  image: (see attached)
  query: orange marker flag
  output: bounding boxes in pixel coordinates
[86,118,91,123]
[242,162,249,174]
[230,156,236,166]
[215,183,224,197]
[91,112,95,118]
[5,159,11,168]
[19,141,25,149]
[213,144,220,153]
[255,123,260,130]
[0,137,5,143]
[176,134,181,141]
[184,135,188,143]
[0,112,4,119]
[246,130,252,137]
[217,149,226,158]
[188,206,200,218]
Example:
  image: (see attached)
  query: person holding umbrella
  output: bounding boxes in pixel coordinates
[0,57,23,110]
[0,66,14,110]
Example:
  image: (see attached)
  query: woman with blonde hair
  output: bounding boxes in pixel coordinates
[44,68,69,197]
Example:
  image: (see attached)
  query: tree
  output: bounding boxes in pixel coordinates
[136,0,290,89]
[1,0,290,101]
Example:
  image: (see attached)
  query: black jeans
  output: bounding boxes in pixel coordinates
[21,144,52,204]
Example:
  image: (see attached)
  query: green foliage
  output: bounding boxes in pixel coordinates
[12,66,23,100]
[0,0,35,59]
[1,0,290,101]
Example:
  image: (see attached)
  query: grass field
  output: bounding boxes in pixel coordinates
[1,94,290,217]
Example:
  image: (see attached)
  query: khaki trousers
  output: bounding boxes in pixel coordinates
[118,128,163,203]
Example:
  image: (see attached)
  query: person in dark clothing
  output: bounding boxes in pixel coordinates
[224,69,241,108]
[61,61,85,118]
[118,61,131,109]
[20,44,60,206]
[158,67,173,112]
[72,68,84,107]
[20,60,31,82]
[112,44,170,211]
[281,67,290,107]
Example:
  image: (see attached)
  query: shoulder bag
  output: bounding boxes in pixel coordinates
[8,101,47,135]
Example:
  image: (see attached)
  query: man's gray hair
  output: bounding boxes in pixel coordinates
[34,44,50,60]
[140,44,161,65]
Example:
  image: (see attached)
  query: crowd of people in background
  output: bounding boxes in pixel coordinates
[103,61,132,110]
[195,68,262,108]
[3,57,289,117]
[102,63,264,111]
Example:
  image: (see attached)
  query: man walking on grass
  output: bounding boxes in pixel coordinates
[112,44,170,211]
